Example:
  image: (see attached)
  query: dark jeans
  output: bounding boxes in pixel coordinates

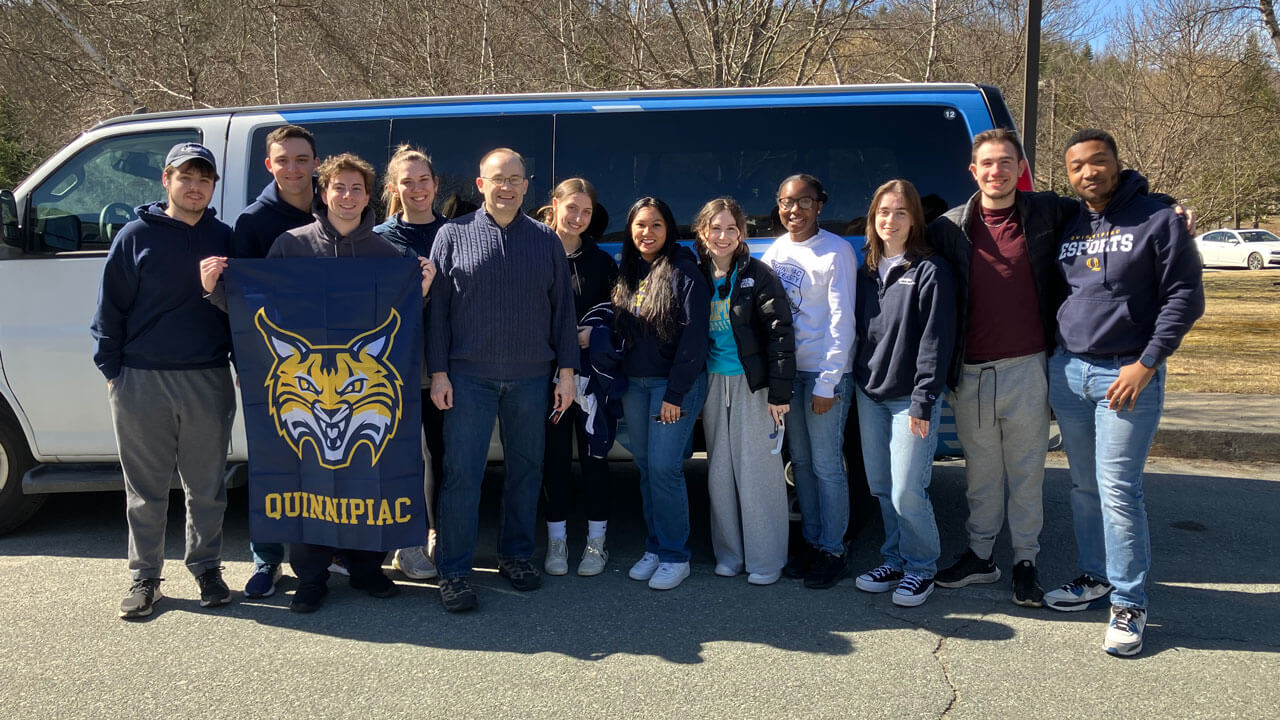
[542,401,611,523]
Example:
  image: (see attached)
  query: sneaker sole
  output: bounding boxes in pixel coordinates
[892,584,935,607]
[1105,640,1143,657]
[854,578,899,593]
[544,563,569,576]
[243,586,276,599]
[1013,596,1045,608]
[934,569,1001,588]
[629,562,658,581]
[747,572,781,586]
[199,595,232,608]
[648,571,690,590]
[119,590,162,619]
[442,598,478,613]
[1045,593,1112,612]
[577,558,607,577]
[392,560,439,581]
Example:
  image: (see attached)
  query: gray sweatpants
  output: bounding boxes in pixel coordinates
[108,366,236,580]
[703,373,788,576]
[949,351,1048,564]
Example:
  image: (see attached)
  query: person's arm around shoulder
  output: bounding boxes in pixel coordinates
[908,256,957,438]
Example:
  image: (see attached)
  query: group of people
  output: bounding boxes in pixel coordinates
[91,121,1202,658]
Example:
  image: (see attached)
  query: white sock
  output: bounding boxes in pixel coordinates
[547,521,567,541]
[587,520,607,540]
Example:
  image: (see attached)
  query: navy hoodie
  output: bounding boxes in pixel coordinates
[1055,170,1204,364]
[853,253,955,420]
[91,203,232,380]
[232,180,314,258]
[620,245,711,406]
[374,213,446,258]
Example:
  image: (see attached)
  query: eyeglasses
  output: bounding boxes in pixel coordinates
[777,197,817,210]
[482,175,527,187]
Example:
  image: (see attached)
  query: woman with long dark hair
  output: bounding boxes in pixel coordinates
[615,197,710,591]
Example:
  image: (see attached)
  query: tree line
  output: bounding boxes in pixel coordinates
[1,0,1277,228]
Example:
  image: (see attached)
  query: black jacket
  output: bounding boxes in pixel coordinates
[702,253,796,405]
[925,190,1074,387]
[567,237,618,321]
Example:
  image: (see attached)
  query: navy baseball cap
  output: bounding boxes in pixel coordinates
[165,142,219,178]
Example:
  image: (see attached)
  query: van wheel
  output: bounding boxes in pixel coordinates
[1247,252,1263,270]
[0,413,44,534]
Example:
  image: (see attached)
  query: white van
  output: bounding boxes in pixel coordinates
[0,83,1021,532]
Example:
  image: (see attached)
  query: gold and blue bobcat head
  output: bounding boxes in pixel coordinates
[254,307,404,470]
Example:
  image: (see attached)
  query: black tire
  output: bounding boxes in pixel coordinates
[1247,252,1263,271]
[0,408,45,535]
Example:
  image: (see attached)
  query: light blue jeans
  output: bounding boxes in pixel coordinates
[856,388,942,578]
[788,371,852,555]
[621,374,707,563]
[1049,350,1164,610]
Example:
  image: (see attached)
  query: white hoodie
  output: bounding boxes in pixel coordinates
[762,228,858,398]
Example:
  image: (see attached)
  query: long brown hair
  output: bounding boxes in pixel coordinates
[612,197,682,342]
[693,197,748,270]
[537,177,598,230]
[381,144,436,220]
[863,178,931,273]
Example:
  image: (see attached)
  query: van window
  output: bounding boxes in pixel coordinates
[246,120,391,209]
[28,129,201,253]
[390,115,553,219]
[554,105,975,241]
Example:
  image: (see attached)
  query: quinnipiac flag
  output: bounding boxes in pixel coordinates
[225,258,425,552]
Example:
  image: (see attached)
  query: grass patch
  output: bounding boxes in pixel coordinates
[1166,269,1280,394]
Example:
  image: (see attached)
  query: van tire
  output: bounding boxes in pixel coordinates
[0,410,44,535]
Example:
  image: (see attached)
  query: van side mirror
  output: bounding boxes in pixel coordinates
[0,190,20,248]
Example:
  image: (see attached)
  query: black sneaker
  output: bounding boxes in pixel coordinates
[290,581,329,613]
[195,567,232,607]
[350,571,400,599]
[119,578,163,619]
[803,550,847,589]
[1012,560,1045,607]
[935,549,1001,588]
[497,558,542,592]
[783,544,816,579]
[892,574,935,607]
[439,577,478,613]
[855,564,904,593]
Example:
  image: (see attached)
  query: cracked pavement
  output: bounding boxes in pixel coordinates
[0,456,1275,719]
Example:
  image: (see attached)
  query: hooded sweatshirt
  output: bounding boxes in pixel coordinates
[374,213,446,258]
[267,197,400,258]
[619,244,710,406]
[91,203,232,380]
[232,180,314,258]
[1055,169,1204,365]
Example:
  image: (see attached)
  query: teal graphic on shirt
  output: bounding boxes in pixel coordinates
[707,273,744,376]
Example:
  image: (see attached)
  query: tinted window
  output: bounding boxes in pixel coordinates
[29,129,201,253]
[554,105,975,242]
[1240,230,1279,243]
[246,120,390,208]
[390,115,553,219]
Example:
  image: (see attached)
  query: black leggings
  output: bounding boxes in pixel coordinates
[421,389,445,530]
[542,402,611,523]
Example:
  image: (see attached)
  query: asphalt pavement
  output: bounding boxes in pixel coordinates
[1,454,1276,719]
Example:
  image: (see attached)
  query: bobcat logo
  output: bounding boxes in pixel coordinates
[255,307,404,470]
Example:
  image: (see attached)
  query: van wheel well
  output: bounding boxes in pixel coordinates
[0,399,45,535]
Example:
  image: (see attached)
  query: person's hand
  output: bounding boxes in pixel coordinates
[768,403,790,426]
[1173,204,1196,236]
[811,393,836,415]
[200,256,227,293]
[577,326,592,349]
[1106,361,1156,411]
[419,257,436,297]
[659,401,682,424]
[554,368,576,413]
[106,378,114,388]
[909,416,931,439]
[430,372,453,410]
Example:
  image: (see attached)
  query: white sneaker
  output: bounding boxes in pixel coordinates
[578,536,608,576]
[648,562,690,590]
[392,546,438,580]
[629,552,660,581]
[714,563,741,577]
[747,570,781,586]
[1045,574,1114,612]
[543,538,569,576]
[1104,606,1147,657]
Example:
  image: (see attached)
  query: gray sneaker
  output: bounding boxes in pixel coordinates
[544,538,569,576]
[577,536,608,576]
[119,578,162,619]
[392,545,438,580]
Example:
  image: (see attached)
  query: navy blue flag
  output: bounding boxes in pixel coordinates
[224,258,425,552]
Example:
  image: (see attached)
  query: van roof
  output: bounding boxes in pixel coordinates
[94,83,988,129]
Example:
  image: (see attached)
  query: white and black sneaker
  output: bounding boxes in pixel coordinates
[1104,606,1147,657]
[119,577,163,619]
[892,574,935,607]
[1045,574,1114,612]
[855,564,904,593]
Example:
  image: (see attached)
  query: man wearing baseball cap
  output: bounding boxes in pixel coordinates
[91,142,237,619]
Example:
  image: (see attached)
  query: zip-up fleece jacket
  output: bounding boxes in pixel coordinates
[566,237,619,321]
[232,180,314,258]
[91,203,232,381]
[700,254,796,405]
[1055,169,1204,364]
[621,245,710,406]
[926,190,1073,387]
[852,253,956,420]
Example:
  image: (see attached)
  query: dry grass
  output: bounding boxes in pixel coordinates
[1165,269,1280,394]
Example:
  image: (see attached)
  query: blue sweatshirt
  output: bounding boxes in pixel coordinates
[232,180,314,258]
[427,210,579,379]
[621,245,711,406]
[91,203,232,380]
[852,253,955,420]
[1055,170,1204,364]
[374,213,446,258]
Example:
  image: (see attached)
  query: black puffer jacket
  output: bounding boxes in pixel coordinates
[702,253,796,405]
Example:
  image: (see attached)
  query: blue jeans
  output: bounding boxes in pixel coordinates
[251,541,284,567]
[436,372,549,579]
[1049,350,1164,609]
[788,371,852,555]
[856,388,942,577]
[621,374,707,563]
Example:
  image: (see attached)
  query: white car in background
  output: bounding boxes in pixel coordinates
[1193,228,1280,270]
